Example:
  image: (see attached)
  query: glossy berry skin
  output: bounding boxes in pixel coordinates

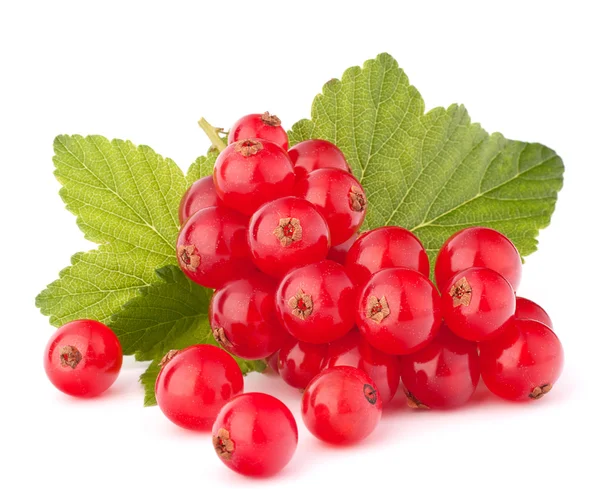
[155,345,243,430]
[212,393,298,477]
[178,176,221,225]
[400,324,480,409]
[356,268,442,355]
[326,330,401,404]
[294,168,366,245]
[435,227,522,291]
[209,274,287,360]
[288,139,350,180]
[479,319,563,401]
[302,366,382,445]
[44,320,122,398]
[214,138,294,216]
[228,112,289,151]
[327,233,358,265]
[248,197,331,278]
[345,226,429,287]
[515,296,553,328]
[275,260,356,344]
[278,338,328,390]
[441,267,516,342]
[177,206,253,289]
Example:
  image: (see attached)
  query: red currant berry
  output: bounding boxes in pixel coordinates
[302,366,382,445]
[479,319,563,401]
[345,226,429,287]
[209,274,287,360]
[278,338,328,390]
[356,268,442,355]
[212,392,298,477]
[155,345,243,430]
[441,267,516,342]
[177,206,253,289]
[288,139,350,180]
[228,112,289,151]
[435,227,522,291]
[275,260,355,344]
[214,138,294,216]
[178,176,221,225]
[327,233,358,265]
[400,324,480,409]
[44,320,123,397]
[326,329,401,404]
[294,168,366,245]
[515,296,553,328]
[248,197,331,278]
[265,350,281,375]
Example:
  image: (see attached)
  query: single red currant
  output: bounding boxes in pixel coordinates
[400,324,480,409]
[212,393,298,477]
[356,268,442,355]
[441,267,516,342]
[479,319,563,401]
[345,226,429,286]
[326,329,401,404]
[248,197,331,278]
[178,176,222,225]
[44,319,123,397]
[435,227,522,291]
[294,168,366,245]
[214,138,294,216]
[275,260,355,344]
[302,366,382,445]
[327,233,358,265]
[515,296,553,328]
[177,206,253,289]
[288,139,350,180]
[155,345,243,430]
[209,274,287,360]
[228,112,289,151]
[278,338,328,390]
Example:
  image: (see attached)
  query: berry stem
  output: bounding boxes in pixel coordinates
[198,117,227,153]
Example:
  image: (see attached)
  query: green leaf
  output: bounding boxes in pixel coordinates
[140,360,160,407]
[289,53,564,264]
[186,149,219,185]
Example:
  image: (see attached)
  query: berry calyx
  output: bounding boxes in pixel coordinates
[288,139,351,180]
[515,296,553,328]
[278,338,328,390]
[228,112,289,151]
[179,176,222,225]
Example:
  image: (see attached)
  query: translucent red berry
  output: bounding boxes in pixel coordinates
[178,176,222,225]
[228,112,289,151]
[44,319,123,397]
[278,338,328,389]
[212,392,298,477]
[479,319,563,401]
[287,139,350,180]
[302,366,382,445]
[515,296,553,328]
[327,233,358,265]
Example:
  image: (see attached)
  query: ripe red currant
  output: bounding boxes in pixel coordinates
[44,320,123,397]
[515,296,553,328]
[214,138,294,216]
[228,112,289,151]
[400,324,480,409]
[479,319,563,401]
[327,233,358,265]
[287,139,350,180]
[248,196,331,278]
[278,338,328,390]
[302,366,382,445]
[294,168,366,245]
[326,329,401,404]
[212,393,298,477]
[177,206,253,289]
[435,227,522,291]
[178,176,222,225]
[155,345,243,430]
[345,226,429,286]
[275,260,356,344]
[356,268,442,355]
[441,267,516,342]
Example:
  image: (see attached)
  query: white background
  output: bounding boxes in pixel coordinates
[1,1,598,494]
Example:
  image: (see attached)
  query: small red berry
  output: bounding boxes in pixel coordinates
[278,338,328,390]
[228,112,289,151]
[44,319,123,397]
[327,233,358,265]
[288,139,350,180]
[515,296,553,328]
[178,176,222,225]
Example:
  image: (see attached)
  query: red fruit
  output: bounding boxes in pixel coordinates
[326,330,401,404]
[176,206,253,289]
[228,112,289,151]
[302,366,382,445]
[345,226,429,286]
[214,138,294,216]
[441,267,516,342]
[327,233,358,265]
[479,319,563,401]
[294,168,366,245]
[278,338,328,390]
[400,324,480,409]
[288,139,350,179]
[44,320,122,398]
[265,350,280,375]
[275,260,356,344]
[356,268,442,355]
[248,196,331,278]
[515,296,553,328]
[209,274,287,360]
[212,393,298,477]
[178,176,221,225]
[435,227,522,291]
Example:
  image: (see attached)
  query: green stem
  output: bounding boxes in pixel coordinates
[198,117,226,152]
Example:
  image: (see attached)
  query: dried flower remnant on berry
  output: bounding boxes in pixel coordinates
[59,345,82,369]
[235,139,263,157]
[177,245,200,272]
[212,327,232,349]
[405,389,429,410]
[450,277,472,307]
[366,295,390,323]
[363,384,378,405]
[261,111,281,127]
[529,383,553,400]
[288,289,313,320]
[213,428,235,460]
[273,217,303,247]
[348,186,366,212]
[159,349,181,368]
